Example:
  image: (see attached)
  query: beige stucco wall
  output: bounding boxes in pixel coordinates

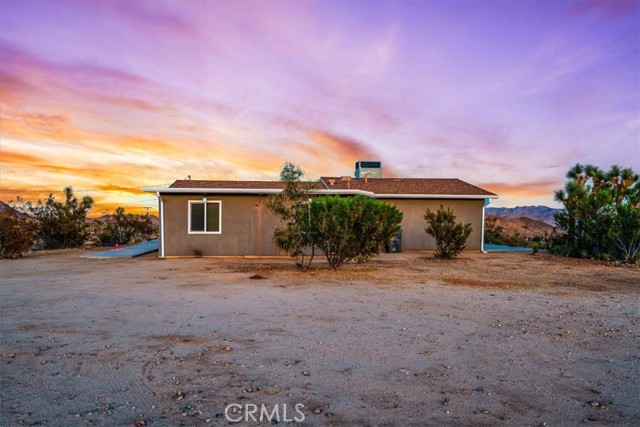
[379,199,485,251]
[159,194,485,256]
[160,194,282,256]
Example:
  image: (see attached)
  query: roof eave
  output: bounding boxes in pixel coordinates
[374,194,498,199]
[142,187,376,196]
[142,187,283,194]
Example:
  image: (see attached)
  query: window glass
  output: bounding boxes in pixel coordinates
[190,203,205,232]
[206,202,220,232]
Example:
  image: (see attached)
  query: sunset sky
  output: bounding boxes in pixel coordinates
[1,0,638,215]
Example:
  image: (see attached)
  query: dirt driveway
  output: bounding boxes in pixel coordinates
[1,251,638,426]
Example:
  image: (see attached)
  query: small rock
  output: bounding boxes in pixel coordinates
[172,391,185,401]
[302,371,310,376]
[265,387,280,395]
[134,421,147,427]
[589,401,600,407]
[313,407,323,414]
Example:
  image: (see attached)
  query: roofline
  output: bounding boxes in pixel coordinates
[142,187,375,196]
[375,194,498,200]
[142,186,497,199]
[143,187,283,194]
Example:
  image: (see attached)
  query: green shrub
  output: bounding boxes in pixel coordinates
[0,210,36,259]
[531,242,541,255]
[424,205,473,258]
[267,163,403,269]
[310,195,403,269]
[549,244,570,257]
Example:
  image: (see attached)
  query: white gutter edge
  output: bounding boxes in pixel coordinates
[157,192,165,258]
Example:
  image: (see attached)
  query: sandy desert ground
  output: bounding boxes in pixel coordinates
[0,250,638,427]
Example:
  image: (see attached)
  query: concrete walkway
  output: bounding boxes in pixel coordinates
[82,239,158,258]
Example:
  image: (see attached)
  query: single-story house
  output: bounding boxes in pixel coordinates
[143,173,497,258]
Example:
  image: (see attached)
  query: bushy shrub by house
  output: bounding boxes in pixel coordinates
[424,205,472,258]
[267,163,403,269]
[310,195,403,269]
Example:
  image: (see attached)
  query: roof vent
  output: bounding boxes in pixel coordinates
[341,176,351,189]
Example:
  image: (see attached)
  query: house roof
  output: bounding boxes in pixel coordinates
[320,177,496,197]
[144,177,497,199]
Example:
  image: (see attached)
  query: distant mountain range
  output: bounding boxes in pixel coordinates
[0,200,30,219]
[486,205,561,227]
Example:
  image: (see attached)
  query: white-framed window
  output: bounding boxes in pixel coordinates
[188,200,222,234]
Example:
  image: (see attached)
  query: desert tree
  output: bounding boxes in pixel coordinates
[29,186,95,249]
[265,162,316,269]
[553,163,639,262]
